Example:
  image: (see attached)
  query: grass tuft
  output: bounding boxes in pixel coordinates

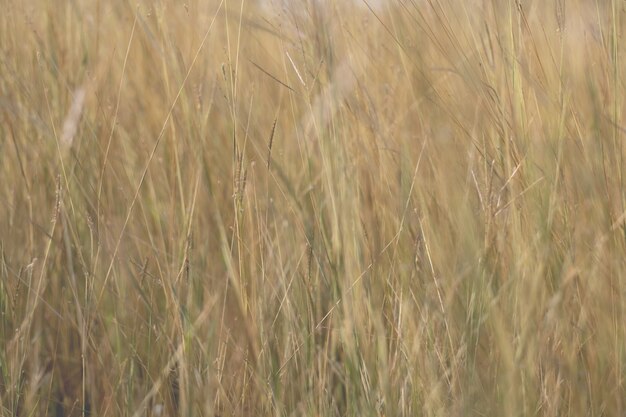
[1,0,625,416]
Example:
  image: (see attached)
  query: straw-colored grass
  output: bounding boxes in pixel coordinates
[1,0,625,416]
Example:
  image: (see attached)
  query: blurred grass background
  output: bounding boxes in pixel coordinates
[1,0,625,416]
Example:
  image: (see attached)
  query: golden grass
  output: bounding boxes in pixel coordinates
[1,0,625,415]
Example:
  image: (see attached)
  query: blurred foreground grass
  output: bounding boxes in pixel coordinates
[1,0,626,416]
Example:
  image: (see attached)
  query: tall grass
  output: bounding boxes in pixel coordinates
[1,0,625,416]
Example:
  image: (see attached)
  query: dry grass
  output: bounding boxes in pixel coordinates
[1,0,625,416]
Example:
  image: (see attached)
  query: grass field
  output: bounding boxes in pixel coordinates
[1,0,626,416]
